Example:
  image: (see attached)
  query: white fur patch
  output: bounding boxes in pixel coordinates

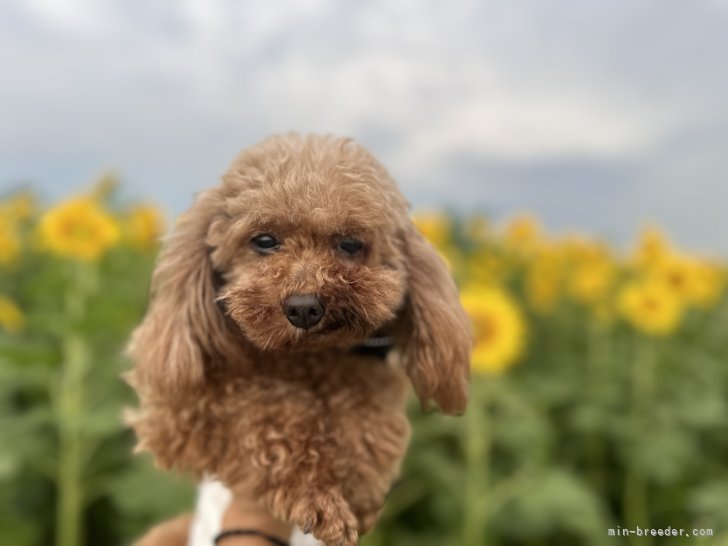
[187,479,324,546]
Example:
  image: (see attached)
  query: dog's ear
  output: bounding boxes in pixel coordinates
[396,222,472,415]
[127,190,231,394]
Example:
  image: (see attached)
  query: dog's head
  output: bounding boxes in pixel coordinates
[129,134,471,414]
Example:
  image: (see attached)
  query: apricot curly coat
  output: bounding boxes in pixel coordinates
[127,134,472,546]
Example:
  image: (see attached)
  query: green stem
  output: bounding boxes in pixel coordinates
[586,322,608,493]
[463,380,490,546]
[623,338,657,546]
[55,263,91,546]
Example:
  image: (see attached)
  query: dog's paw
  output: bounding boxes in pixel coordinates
[292,490,359,546]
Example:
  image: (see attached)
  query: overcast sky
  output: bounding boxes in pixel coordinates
[1,0,727,253]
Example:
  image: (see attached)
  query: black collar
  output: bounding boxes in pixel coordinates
[350,335,394,360]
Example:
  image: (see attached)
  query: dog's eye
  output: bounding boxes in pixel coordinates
[251,234,280,253]
[338,238,364,256]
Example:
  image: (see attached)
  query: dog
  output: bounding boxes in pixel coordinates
[126,133,472,546]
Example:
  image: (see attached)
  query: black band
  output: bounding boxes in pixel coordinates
[350,335,393,360]
[214,528,290,546]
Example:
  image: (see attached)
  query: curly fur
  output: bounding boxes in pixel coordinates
[127,134,472,546]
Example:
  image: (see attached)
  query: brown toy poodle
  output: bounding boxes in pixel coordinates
[126,133,472,546]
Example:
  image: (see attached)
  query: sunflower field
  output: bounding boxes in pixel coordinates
[1,182,728,546]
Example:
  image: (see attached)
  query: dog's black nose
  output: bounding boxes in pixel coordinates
[283,294,325,329]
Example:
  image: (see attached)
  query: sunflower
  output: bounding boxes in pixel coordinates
[0,192,36,222]
[568,260,614,306]
[632,227,671,271]
[502,214,542,255]
[0,213,21,266]
[466,250,507,286]
[412,211,451,250]
[525,248,563,314]
[557,235,610,265]
[38,197,120,261]
[685,261,725,309]
[650,254,724,309]
[123,204,166,250]
[465,216,489,244]
[618,279,683,336]
[0,295,24,334]
[526,268,560,314]
[461,287,527,374]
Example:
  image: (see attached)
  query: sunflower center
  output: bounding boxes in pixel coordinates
[642,297,660,312]
[475,314,499,345]
[668,272,684,288]
[61,218,95,240]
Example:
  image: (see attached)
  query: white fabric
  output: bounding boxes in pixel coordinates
[187,479,323,546]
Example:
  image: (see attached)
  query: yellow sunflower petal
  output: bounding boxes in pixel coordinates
[38,197,120,261]
[618,279,682,336]
[0,296,24,334]
[123,204,166,250]
[461,287,527,374]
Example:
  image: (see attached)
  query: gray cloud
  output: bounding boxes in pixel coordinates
[1,0,727,252]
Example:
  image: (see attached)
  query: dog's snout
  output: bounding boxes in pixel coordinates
[283,294,325,330]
